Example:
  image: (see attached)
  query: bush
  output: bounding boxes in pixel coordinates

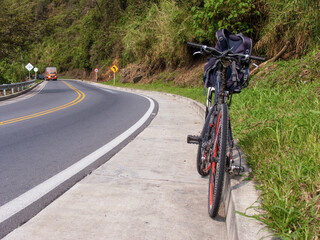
[191,0,258,43]
[0,59,27,84]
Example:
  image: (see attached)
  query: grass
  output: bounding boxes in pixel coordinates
[121,0,193,68]
[231,80,320,239]
[256,0,320,58]
[102,50,320,239]
[230,50,320,239]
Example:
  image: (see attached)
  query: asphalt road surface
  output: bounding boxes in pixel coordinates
[0,80,157,237]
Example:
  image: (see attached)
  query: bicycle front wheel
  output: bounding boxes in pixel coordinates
[208,103,228,218]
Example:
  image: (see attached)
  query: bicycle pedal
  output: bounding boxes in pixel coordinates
[187,135,202,144]
[230,165,245,175]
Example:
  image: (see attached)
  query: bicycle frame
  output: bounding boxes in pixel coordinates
[207,60,239,174]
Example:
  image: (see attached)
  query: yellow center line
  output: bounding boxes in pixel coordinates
[0,81,86,126]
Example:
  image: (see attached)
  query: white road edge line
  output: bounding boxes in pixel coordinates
[99,88,117,94]
[0,95,155,223]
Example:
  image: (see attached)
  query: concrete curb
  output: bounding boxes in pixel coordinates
[78,80,272,240]
[0,81,43,101]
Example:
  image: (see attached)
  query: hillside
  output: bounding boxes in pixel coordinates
[1,0,319,84]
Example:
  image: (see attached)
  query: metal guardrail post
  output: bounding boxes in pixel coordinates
[0,79,37,97]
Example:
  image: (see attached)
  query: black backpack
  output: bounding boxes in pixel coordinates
[203,29,252,93]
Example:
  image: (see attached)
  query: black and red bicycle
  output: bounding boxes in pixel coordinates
[187,41,265,218]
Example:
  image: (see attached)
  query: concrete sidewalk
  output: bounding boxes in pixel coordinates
[3,82,270,240]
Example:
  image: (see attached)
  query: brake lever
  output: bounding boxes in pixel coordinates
[193,51,204,56]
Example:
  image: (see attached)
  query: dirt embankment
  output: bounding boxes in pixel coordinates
[61,47,320,88]
[96,57,205,87]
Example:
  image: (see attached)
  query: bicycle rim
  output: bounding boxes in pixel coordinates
[208,104,228,218]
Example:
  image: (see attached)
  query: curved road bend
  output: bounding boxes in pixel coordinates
[0,80,157,237]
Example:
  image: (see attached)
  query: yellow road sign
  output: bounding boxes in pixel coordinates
[110,65,119,73]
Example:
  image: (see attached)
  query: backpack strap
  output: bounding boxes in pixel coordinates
[203,60,219,95]
[215,29,229,51]
[236,33,252,84]
[228,32,243,52]
[240,34,252,55]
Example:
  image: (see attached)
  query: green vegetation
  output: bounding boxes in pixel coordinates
[1,0,320,238]
[230,50,320,239]
[1,0,319,82]
[121,0,193,68]
[191,0,258,42]
[256,0,320,58]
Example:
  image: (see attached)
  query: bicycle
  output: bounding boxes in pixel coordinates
[187,42,265,218]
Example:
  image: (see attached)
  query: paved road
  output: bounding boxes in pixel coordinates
[2,82,228,239]
[0,80,156,237]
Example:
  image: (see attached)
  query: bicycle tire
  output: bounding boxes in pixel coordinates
[196,106,215,176]
[208,103,228,218]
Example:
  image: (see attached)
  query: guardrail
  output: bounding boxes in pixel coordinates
[0,79,36,96]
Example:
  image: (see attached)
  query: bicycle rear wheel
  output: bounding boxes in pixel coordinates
[208,103,228,218]
[196,106,215,176]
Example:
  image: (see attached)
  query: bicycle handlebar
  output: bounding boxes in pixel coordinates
[186,42,202,48]
[187,42,266,62]
[248,55,266,61]
[187,42,219,55]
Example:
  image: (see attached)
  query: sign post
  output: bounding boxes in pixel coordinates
[25,63,34,81]
[94,68,99,81]
[34,67,38,80]
[110,65,119,85]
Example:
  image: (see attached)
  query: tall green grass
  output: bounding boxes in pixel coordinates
[121,0,193,67]
[257,0,320,57]
[230,51,320,239]
[0,58,28,83]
